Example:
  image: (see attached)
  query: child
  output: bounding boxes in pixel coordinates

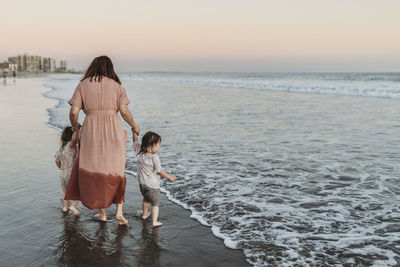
[133,131,176,227]
[55,126,80,215]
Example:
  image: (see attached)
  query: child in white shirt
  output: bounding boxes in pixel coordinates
[55,126,80,215]
[133,131,176,227]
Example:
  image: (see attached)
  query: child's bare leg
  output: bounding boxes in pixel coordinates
[68,200,80,216]
[142,202,150,219]
[62,196,69,212]
[151,206,162,227]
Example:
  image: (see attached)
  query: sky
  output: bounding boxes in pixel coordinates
[1,0,400,72]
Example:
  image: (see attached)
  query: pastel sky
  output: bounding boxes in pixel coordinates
[2,0,400,72]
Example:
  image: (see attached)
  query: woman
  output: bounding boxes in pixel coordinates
[64,56,140,224]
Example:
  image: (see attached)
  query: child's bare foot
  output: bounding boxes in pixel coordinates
[68,206,80,216]
[153,221,163,227]
[142,214,150,220]
[116,215,128,225]
[94,213,107,222]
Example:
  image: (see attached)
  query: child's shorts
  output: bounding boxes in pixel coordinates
[139,184,160,206]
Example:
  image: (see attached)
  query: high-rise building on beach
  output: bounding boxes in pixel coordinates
[6,54,72,73]
[43,57,56,72]
[8,54,42,72]
[60,60,67,72]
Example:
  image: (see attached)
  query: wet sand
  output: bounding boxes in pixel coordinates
[0,78,250,266]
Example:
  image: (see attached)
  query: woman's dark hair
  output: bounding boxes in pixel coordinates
[139,131,162,154]
[60,126,74,151]
[81,55,121,84]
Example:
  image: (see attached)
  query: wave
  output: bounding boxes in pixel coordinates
[121,72,400,98]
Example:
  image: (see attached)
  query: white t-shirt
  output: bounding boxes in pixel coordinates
[133,142,163,189]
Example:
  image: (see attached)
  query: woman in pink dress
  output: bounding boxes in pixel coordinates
[65,56,140,225]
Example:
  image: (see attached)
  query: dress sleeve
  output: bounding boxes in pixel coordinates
[133,142,141,154]
[118,86,131,107]
[68,84,83,108]
[152,155,162,173]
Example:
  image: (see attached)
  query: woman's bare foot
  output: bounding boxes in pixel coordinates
[62,207,68,212]
[68,206,80,216]
[152,221,163,227]
[116,215,128,225]
[94,213,107,222]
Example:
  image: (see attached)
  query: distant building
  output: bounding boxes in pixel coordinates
[8,54,42,72]
[0,61,18,71]
[43,57,56,72]
[7,54,72,73]
[60,60,68,72]
[8,55,23,71]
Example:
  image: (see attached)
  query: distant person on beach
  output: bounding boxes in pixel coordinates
[2,71,7,82]
[64,55,140,225]
[55,126,80,215]
[12,71,16,83]
[133,131,177,227]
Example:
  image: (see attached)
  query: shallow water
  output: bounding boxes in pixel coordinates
[43,73,400,266]
[0,79,249,267]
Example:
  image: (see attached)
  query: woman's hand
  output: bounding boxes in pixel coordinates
[131,124,140,135]
[72,123,81,132]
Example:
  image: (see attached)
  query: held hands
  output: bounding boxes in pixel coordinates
[72,123,81,132]
[131,124,140,135]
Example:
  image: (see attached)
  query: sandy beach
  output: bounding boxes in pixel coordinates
[0,78,250,266]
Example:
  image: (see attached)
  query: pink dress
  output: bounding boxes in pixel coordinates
[64,77,130,209]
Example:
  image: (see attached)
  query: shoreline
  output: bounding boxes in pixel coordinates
[41,79,247,250]
[38,79,252,266]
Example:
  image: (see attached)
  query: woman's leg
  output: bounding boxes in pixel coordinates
[100,208,106,218]
[116,202,128,225]
[94,208,107,222]
[68,200,80,216]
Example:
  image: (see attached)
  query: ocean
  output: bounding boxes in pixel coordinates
[43,72,400,266]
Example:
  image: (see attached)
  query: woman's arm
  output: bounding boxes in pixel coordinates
[70,129,80,149]
[69,105,81,131]
[119,104,140,135]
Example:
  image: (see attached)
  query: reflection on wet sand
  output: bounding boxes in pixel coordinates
[0,78,250,267]
[137,220,161,267]
[56,215,164,266]
[57,215,128,266]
